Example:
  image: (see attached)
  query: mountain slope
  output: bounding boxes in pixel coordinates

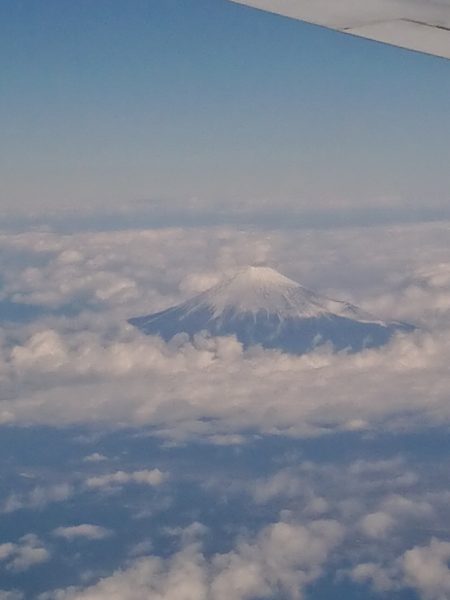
[129,267,414,354]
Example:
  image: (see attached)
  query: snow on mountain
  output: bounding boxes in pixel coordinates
[129,266,415,354]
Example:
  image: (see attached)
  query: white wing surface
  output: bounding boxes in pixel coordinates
[229,0,450,59]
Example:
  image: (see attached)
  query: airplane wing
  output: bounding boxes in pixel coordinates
[229,0,450,59]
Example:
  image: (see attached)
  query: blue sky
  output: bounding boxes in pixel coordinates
[2,0,450,226]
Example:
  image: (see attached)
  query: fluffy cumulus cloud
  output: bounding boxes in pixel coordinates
[38,493,450,600]
[351,538,450,600]
[2,426,450,599]
[52,525,113,541]
[0,592,24,600]
[1,318,450,441]
[85,469,167,490]
[202,450,450,598]
[0,534,49,573]
[42,518,343,600]
[82,453,107,463]
[1,468,167,516]
[2,483,74,514]
[401,539,450,600]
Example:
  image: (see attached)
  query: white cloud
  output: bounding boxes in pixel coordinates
[0,592,24,600]
[381,494,433,519]
[203,453,447,581]
[0,544,16,561]
[0,469,167,516]
[85,469,167,490]
[53,525,112,541]
[2,483,74,514]
[351,538,450,600]
[350,562,396,593]
[82,453,107,463]
[251,471,304,505]
[211,520,344,600]
[359,492,435,538]
[359,511,395,539]
[401,539,450,600]
[0,534,49,573]
[2,324,450,443]
[12,450,448,600]
[43,518,344,600]
[128,540,154,558]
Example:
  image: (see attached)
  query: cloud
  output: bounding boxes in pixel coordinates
[350,562,396,593]
[359,511,395,539]
[401,539,450,600]
[85,469,167,490]
[2,323,450,443]
[203,453,445,571]
[53,525,113,541]
[0,592,24,600]
[0,534,49,573]
[248,470,305,505]
[0,545,16,561]
[0,469,167,516]
[355,493,434,541]
[0,223,449,443]
[2,483,74,514]
[2,223,450,599]
[211,520,344,600]
[42,518,344,600]
[1,223,449,322]
[351,538,450,600]
[82,453,107,463]
[2,425,450,598]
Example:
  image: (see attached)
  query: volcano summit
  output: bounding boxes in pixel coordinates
[129,266,414,354]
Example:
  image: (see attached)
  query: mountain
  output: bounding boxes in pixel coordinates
[129,266,415,354]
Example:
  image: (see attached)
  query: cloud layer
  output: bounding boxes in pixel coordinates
[1,223,450,599]
[42,519,344,600]
[0,224,449,441]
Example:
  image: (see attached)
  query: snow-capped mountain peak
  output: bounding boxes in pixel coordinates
[192,266,376,322]
[129,266,415,354]
[196,266,307,317]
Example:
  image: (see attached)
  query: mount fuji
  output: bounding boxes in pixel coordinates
[129,266,414,354]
